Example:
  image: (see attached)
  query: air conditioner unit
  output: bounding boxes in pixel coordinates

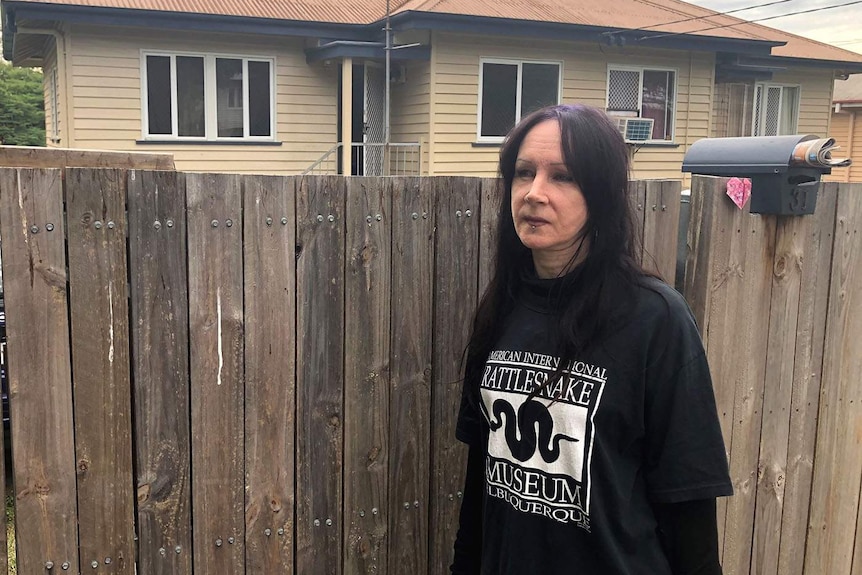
[616,117,654,143]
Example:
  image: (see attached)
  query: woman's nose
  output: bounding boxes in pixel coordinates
[524,175,549,203]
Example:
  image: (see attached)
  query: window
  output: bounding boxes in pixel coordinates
[752,84,799,136]
[48,65,60,142]
[142,52,274,140]
[478,59,561,140]
[607,67,676,141]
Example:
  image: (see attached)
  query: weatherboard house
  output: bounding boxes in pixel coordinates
[2,0,862,178]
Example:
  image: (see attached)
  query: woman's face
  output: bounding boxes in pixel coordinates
[510,119,589,277]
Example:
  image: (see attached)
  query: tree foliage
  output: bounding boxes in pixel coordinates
[0,61,45,146]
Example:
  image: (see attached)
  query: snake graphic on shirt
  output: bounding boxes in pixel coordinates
[487,398,579,463]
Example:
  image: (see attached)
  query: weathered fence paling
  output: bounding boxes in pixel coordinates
[0,168,79,575]
[1,166,860,575]
[683,177,862,575]
[128,169,192,575]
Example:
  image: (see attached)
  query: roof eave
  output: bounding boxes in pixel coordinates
[389,10,781,55]
[742,54,862,74]
[2,1,379,41]
[305,40,431,65]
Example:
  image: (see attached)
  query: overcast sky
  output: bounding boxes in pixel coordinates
[687,0,862,54]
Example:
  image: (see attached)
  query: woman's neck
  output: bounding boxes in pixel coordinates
[531,237,590,278]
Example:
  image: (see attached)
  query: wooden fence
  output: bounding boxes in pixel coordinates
[0,170,679,575]
[684,178,862,575]
[0,166,859,575]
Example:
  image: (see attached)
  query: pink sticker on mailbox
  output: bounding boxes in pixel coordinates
[726,177,752,210]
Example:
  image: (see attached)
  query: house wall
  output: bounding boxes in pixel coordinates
[825,110,862,182]
[770,68,835,136]
[390,60,431,175]
[64,24,338,175]
[42,44,62,147]
[428,32,716,180]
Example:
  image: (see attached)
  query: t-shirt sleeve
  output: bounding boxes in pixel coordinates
[643,290,733,504]
[456,375,484,446]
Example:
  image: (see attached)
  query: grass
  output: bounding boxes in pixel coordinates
[6,492,15,574]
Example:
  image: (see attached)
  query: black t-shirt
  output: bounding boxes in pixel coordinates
[455,274,733,574]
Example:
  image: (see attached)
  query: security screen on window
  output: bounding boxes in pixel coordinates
[144,53,273,139]
[608,68,675,141]
[753,84,799,136]
[480,61,560,138]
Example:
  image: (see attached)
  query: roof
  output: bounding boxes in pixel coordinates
[834,74,862,103]
[4,0,862,66]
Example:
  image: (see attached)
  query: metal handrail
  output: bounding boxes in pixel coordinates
[302,142,421,176]
[302,143,342,176]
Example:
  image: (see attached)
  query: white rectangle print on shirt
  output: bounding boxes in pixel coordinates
[480,350,607,532]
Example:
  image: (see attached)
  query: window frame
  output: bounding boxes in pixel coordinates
[751,82,801,137]
[606,65,678,143]
[140,50,276,142]
[476,57,563,143]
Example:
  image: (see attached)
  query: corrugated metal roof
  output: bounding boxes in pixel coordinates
[7,0,862,64]
[6,0,410,23]
[834,74,862,102]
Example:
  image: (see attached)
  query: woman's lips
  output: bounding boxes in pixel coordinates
[523,216,548,226]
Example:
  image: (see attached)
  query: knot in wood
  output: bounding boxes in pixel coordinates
[137,483,151,503]
[329,415,341,428]
[77,458,90,473]
[773,255,788,278]
[359,245,376,264]
[34,481,51,496]
[367,446,380,464]
[269,498,282,512]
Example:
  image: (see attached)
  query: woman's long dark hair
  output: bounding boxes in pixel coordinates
[464,104,649,397]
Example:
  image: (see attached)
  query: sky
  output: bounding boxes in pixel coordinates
[687,0,862,54]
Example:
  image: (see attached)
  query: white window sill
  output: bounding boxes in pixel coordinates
[136,139,282,146]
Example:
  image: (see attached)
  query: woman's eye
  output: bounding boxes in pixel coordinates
[554,173,574,182]
[516,169,534,179]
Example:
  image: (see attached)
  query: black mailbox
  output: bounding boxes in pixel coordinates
[681,135,830,215]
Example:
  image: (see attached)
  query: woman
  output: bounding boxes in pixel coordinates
[451,104,732,574]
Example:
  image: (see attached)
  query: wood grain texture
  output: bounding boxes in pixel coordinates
[187,173,245,574]
[388,177,434,575]
[804,183,862,575]
[243,175,297,574]
[295,176,346,575]
[429,177,480,575]
[681,176,731,557]
[128,170,193,575]
[751,213,808,575]
[717,202,776,575]
[0,168,79,574]
[628,180,647,267]
[776,185,837,575]
[855,501,862,575]
[0,367,4,575]
[66,167,136,574]
[478,177,502,295]
[343,177,392,575]
[0,145,175,170]
[641,180,682,283]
